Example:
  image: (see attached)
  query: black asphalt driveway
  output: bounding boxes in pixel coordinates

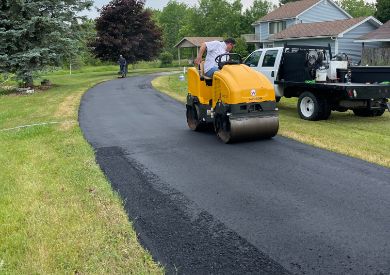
[79,74,390,274]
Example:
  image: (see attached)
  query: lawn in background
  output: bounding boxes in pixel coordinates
[152,73,390,168]
[0,66,170,274]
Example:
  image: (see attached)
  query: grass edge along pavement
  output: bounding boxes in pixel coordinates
[0,67,168,274]
[152,73,390,168]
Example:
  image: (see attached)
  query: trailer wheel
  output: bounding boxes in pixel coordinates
[298,92,329,121]
[353,108,385,117]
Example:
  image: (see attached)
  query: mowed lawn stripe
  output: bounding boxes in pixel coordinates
[0,67,169,274]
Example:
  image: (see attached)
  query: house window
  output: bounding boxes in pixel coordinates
[269,21,286,34]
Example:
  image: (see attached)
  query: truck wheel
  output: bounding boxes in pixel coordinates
[298,92,328,121]
[353,108,385,117]
[321,99,331,120]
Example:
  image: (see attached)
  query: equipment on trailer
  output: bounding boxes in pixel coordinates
[186,53,279,143]
[245,44,390,121]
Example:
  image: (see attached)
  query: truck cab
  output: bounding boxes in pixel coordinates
[244,47,284,99]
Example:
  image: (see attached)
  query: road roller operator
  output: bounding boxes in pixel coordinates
[186,49,279,143]
[195,38,236,78]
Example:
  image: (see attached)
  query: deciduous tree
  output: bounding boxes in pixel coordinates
[91,0,162,64]
[375,0,390,23]
[190,0,242,37]
[158,1,189,55]
[338,0,376,18]
[241,0,272,33]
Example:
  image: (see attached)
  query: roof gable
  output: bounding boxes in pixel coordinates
[269,17,367,40]
[174,37,223,48]
[255,0,351,24]
[356,20,390,42]
[256,0,321,22]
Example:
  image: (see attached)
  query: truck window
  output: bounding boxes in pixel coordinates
[262,50,278,67]
[244,51,262,67]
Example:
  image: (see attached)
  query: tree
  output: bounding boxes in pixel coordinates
[158,1,189,55]
[0,0,92,85]
[338,0,376,17]
[64,19,98,68]
[91,0,162,64]
[232,37,249,58]
[188,0,245,37]
[375,0,390,23]
[241,0,272,33]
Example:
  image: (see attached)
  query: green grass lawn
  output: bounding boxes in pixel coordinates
[152,73,390,168]
[0,66,173,274]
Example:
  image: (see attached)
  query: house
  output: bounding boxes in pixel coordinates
[174,37,223,65]
[355,20,390,47]
[355,20,390,65]
[243,0,382,62]
[271,16,382,63]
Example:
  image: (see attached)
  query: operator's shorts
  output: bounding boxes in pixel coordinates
[205,67,219,78]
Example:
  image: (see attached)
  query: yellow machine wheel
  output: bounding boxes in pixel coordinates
[215,113,279,143]
[186,104,203,131]
[215,115,232,143]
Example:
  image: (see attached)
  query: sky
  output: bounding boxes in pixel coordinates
[82,0,377,18]
[82,0,278,18]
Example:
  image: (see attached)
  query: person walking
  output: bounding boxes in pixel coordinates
[118,55,127,78]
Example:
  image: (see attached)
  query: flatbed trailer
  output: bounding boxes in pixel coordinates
[275,81,390,101]
[275,80,390,119]
[245,44,390,120]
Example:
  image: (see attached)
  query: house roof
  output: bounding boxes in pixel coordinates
[269,17,368,40]
[355,20,390,42]
[174,37,224,48]
[256,0,321,22]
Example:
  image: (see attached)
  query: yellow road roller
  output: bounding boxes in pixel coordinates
[186,53,279,143]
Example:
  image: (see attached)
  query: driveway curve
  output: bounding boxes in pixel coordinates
[79,74,390,274]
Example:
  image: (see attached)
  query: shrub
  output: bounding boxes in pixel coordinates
[160,52,174,67]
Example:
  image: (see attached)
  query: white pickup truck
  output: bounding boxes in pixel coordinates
[244,44,390,121]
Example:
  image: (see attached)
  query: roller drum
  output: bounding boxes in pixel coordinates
[217,115,279,143]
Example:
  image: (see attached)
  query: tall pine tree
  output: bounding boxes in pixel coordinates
[0,0,92,85]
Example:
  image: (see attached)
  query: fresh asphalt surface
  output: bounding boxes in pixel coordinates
[79,74,390,274]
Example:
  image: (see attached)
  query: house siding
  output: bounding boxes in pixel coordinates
[260,22,269,42]
[338,21,378,63]
[298,0,349,23]
[259,19,295,43]
[286,19,296,27]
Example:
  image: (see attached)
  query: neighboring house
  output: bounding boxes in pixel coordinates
[174,37,223,65]
[271,17,382,63]
[355,20,390,47]
[355,21,390,65]
[243,0,382,62]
